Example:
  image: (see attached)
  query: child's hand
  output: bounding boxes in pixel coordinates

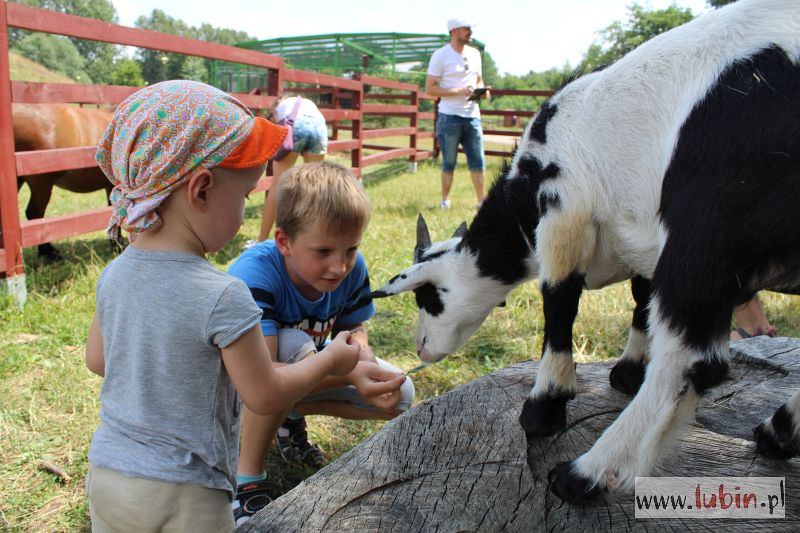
[325,331,361,376]
[349,361,406,412]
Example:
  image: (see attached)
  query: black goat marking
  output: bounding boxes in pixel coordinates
[542,272,585,354]
[528,102,558,144]
[686,358,730,394]
[413,283,444,317]
[416,249,447,263]
[517,156,561,186]
[538,191,561,217]
[655,46,800,351]
[630,276,651,332]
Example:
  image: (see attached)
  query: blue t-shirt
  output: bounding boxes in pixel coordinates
[228,240,374,350]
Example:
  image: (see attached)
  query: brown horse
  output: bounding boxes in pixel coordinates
[13,103,114,260]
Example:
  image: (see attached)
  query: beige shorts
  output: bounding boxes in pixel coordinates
[86,464,234,533]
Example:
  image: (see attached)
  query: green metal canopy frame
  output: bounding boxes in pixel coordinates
[210,32,486,92]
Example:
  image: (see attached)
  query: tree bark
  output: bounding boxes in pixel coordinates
[240,337,800,532]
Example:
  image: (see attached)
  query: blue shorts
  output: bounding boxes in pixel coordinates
[290,114,328,155]
[436,113,485,172]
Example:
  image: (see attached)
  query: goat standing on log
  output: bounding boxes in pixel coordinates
[372,0,800,504]
[13,103,114,260]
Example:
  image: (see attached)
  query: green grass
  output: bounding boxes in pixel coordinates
[2,158,800,531]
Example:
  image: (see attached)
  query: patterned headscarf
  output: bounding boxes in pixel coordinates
[96,80,285,241]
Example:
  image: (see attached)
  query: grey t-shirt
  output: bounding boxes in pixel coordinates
[88,247,261,497]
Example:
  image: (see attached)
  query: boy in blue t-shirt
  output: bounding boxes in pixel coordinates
[228,161,414,524]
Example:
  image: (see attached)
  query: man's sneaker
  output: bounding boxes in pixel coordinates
[276,417,324,469]
[231,479,272,526]
[440,199,451,209]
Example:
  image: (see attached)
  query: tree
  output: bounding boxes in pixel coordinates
[9,0,119,83]
[708,0,736,6]
[134,10,257,85]
[13,32,92,82]
[111,58,144,87]
[579,3,695,71]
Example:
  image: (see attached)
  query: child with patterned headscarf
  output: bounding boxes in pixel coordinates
[84,81,362,532]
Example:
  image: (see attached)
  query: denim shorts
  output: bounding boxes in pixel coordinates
[436,113,485,172]
[290,113,328,155]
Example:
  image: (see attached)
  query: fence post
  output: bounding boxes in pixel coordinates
[351,75,364,181]
[408,85,418,173]
[0,2,26,307]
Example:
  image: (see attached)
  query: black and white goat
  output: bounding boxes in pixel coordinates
[372,0,800,503]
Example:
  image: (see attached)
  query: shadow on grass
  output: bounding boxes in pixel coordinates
[22,236,121,296]
[362,160,418,189]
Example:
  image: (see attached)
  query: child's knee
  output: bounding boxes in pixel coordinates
[276,328,316,363]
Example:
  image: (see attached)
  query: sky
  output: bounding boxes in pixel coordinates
[112,0,710,76]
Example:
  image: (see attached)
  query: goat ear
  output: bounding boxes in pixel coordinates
[452,221,468,239]
[413,214,433,263]
[370,261,437,299]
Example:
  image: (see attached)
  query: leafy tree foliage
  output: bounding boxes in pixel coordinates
[9,0,119,83]
[579,3,695,72]
[14,33,92,81]
[110,58,144,87]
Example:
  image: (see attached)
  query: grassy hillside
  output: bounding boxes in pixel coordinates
[8,50,75,83]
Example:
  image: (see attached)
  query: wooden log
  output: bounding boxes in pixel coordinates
[240,337,800,532]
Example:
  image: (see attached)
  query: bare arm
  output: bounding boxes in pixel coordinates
[222,326,359,415]
[426,74,472,98]
[85,315,105,377]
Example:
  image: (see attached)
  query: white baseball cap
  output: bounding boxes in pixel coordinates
[447,18,473,31]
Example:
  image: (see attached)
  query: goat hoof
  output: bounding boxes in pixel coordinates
[519,394,569,437]
[754,405,799,460]
[609,358,646,395]
[548,461,600,504]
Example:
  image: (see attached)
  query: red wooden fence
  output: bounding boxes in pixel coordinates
[0,3,552,304]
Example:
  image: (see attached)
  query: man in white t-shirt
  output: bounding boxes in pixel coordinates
[426,17,491,209]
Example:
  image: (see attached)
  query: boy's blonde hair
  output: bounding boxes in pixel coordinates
[276,162,370,238]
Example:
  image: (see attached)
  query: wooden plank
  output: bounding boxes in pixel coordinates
[482,109,535,118]
[490,89,554,97]
[20,207,111,247]
[283,69,362,91]
[482,129,525,137]
[328,139,359,152]
[417,131,434,139]
[361,148,415,167]
[6,3,284,69]
[364,93,413,101]
[15,147,98,175]
[319,109,360,121]
[360,75,417,92]
[418,112,435,120]
[412,150,435,162]
[0,2,24,277]
[363,103,416,115]
[362,127,415,140]
[484,149,515,157]
[12,81,136,104]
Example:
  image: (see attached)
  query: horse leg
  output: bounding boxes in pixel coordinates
[24,174,61,261]
[103,184,124,254]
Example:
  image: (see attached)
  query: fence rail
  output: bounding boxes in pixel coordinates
[0,3,553,305]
